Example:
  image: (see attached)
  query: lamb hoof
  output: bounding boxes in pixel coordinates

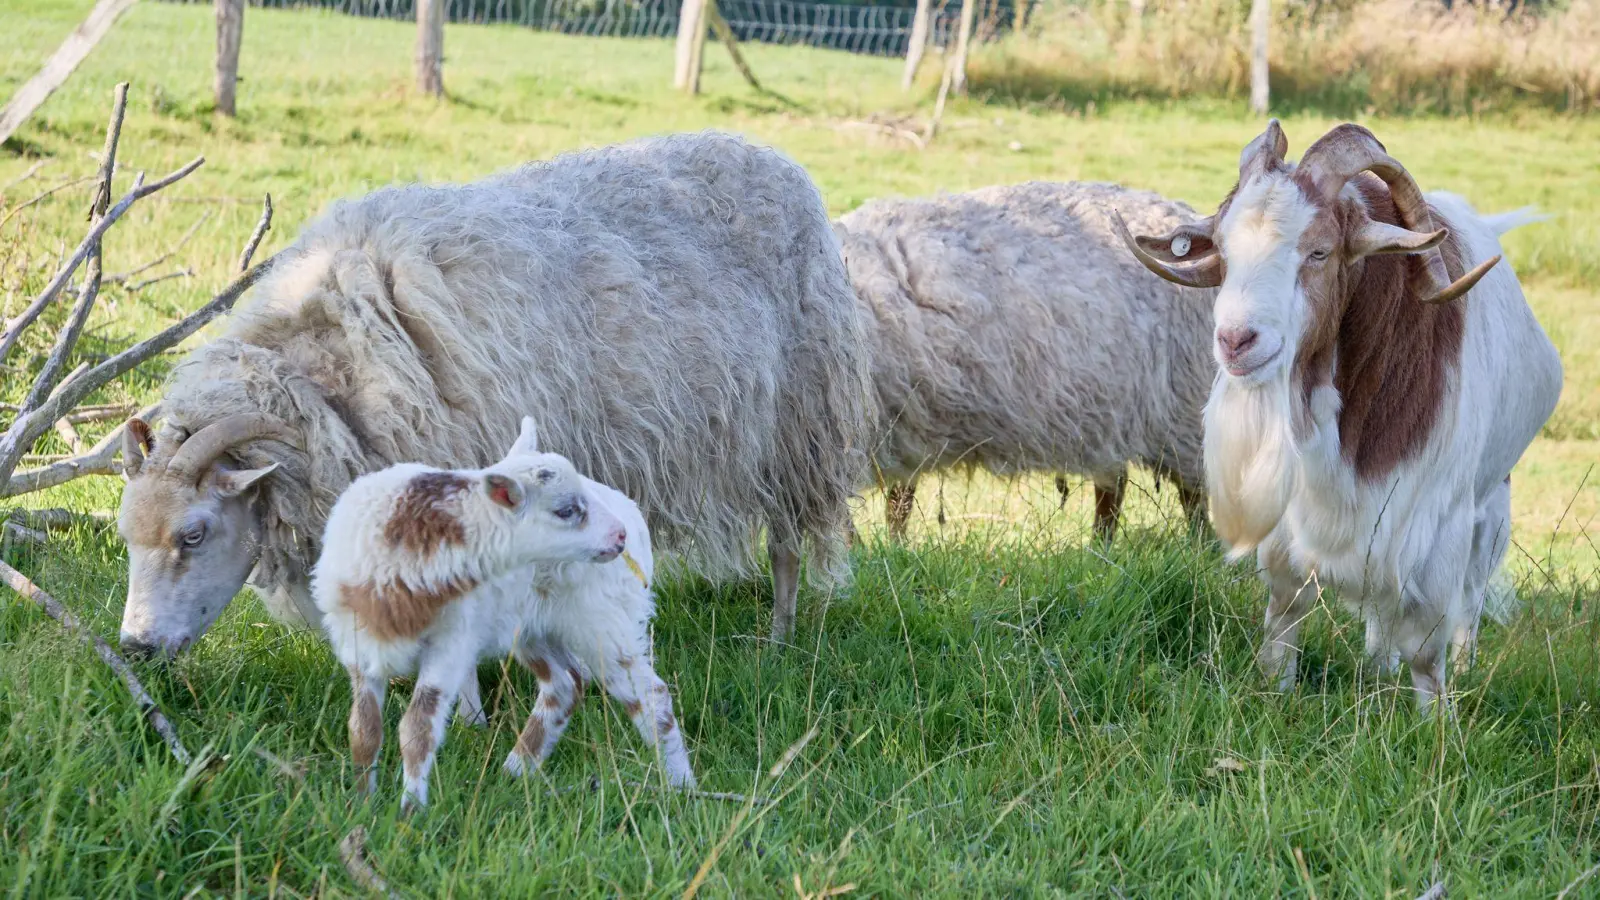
[503,750,534,778]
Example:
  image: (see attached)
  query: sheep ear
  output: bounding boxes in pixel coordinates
[1350,220,1446,258]
[212,463,278,498]
[508,417,539,456]
[122,417,155,480]
[484,473,525,510]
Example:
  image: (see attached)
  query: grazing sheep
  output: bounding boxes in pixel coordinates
[315,418,691,810]
[1114,120,1561,710]
[835,182,1216,542]
[115,130,872,672]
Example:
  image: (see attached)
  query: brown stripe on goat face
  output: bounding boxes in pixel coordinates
[384,472,471,558]
[341,575,478,641]
[1288,173,1465,480]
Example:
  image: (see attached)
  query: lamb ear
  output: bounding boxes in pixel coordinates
[122,417,155,480]
[212,463,278,498]
[508,416,539,456]
[484,473,525,510]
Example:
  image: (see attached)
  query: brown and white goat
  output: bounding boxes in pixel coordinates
[313,418,693,810]
[1114,121,1562,710]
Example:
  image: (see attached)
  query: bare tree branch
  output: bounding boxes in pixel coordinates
[0,507,113,530]
[1,161,47,195]
[0,154,205,365]
[0,559,192,764]
[237,193,271,272]
[0,174,97,234]
[0,401,157,498]
[0,0,140,147]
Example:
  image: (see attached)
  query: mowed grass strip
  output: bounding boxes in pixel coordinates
[1,2,1597,896]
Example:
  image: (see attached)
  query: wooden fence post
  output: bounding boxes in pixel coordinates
[901,0,932,92]
[0,0,138,148]
[1249,0,1269,114]
[214,0,243,116]
[417,0,445,98]
[950,0,977,96]
[674,0,709,93]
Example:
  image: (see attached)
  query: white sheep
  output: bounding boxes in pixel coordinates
[836,182,1216,541]
[117,130,872,672]
[313,417,693,810]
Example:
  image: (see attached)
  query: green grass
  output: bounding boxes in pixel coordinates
[1,2,1598,896]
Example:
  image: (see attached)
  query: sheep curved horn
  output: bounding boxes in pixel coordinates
[1110,210,1224,289]
[1297,124,1491,304]
[164,413,299,485]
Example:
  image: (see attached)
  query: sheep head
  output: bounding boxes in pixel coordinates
[1115,120,1497,386]
[116,413,294,658]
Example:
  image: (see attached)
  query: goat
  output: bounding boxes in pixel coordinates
[1114,120,1561,711]
[314,418,693,810]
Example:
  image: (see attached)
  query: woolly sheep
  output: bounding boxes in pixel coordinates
[314,417,692,810]
[835,182,1216,541]
[115,130,873,677]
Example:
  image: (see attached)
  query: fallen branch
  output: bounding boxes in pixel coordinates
[1,161,47,195]
[2,402,158,498]
[338,827,397,899]
[0,174,98,235]
[237,194,272,272]
[2,521,47,546]
[1415,881,1446,900]
[0,151,205,366]
[0,507,113,530]
[0,559,192,764]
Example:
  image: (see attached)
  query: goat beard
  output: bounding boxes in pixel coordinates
[1203,370,1299,561]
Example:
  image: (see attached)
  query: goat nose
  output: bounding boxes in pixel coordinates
[1217,327,1259,360]
[120,635,157,660]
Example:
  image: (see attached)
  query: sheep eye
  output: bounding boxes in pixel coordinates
[1309,248,1331,261]
[180,524,207,548]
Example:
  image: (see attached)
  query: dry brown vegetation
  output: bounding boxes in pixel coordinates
[968,0,1600,115]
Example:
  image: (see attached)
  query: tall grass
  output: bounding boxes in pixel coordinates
[969,0,1600,115]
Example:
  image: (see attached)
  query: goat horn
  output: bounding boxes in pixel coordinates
[1423,254,1500,305]
[1297,124,1454,299]
[165,413,299,485]
[1110,210,1224,289]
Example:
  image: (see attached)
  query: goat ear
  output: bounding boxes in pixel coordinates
[212,463,278,498]
[1350,220,1446,258]
[508,417,539,456]
[484,473,525,511]
[122,417,155,480]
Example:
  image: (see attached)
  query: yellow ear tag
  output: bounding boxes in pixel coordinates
[621,550,649,588]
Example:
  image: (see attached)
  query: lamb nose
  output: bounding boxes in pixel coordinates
[1217,327,1259,359]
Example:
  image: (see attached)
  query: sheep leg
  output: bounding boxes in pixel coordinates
[1258,549,1314,692]
[769,537,801,643]
[885,480,916,542]
[454,673,487,728]
[347,668,385,795]
[1054,475,1071,509]
[1092,472,1127,543]
[397,653,473,811]
[1408,633,1452,717]
[504,647,583,778]
[602,654,695,788]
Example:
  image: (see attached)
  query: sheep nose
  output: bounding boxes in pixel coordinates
[1216,327,1259,362]
[611,527,627,549]
[120,635,157,660]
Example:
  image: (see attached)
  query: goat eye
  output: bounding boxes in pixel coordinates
[180,525,207,548]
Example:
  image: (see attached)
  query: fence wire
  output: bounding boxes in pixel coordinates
[160,0,1023,57]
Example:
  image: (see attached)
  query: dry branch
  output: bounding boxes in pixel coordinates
[0,174,98,234]
[338,827,397,898]
[2,403,158,498]
[0,559,192,764]
[1,161,47,195]
[237,194,272,272]
[0,0,139,147]
[707,6,760,91]
[0,507,113,530]
[0,154,206,365]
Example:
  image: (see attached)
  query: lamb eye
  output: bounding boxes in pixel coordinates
[553,503,581,522]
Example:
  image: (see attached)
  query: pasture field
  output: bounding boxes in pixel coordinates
[1,2,1598,896]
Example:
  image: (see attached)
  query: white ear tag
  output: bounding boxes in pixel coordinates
[1172,235,1191,258]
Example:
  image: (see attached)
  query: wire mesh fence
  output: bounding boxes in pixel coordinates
[158,0,1026,57]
